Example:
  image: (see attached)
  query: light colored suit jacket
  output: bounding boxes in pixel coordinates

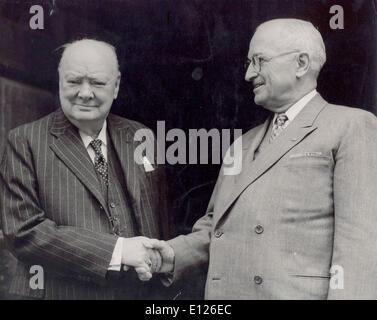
[0,108,168,299]
[169,94,377,299]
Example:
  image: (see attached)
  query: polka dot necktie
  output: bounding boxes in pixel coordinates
[89,139,108,186]
[270,113,289,142]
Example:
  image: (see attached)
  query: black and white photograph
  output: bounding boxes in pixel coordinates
[0,0,376,307]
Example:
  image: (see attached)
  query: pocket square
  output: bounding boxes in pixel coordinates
[289,152,323,159]
[142,156,155,172]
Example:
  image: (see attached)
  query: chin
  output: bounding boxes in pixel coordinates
[254,94,265,106]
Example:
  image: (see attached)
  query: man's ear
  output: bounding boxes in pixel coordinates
[114,71,121,99]
[296,52,310,78]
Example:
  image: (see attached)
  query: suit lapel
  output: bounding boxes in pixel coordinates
[107,114,159,237]
[214,94,328,227]
[107,114,142,205]
[49,109,108,212]
[241,117,271,171]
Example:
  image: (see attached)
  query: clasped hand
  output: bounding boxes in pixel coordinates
[121,237,174,281]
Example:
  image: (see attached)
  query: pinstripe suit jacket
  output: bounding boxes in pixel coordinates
[168,94,377,299]
[0,108,168,299]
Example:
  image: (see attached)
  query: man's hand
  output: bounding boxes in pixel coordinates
[134,249,162,281]
[133,240,174,281]
[120,237,154,280]
[121,237,163,281]
[149,240,175,273]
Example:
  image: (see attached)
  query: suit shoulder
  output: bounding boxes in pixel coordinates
[317,104,377,140]
[323,103,376,122]
[6,110,57,141]
[108,113,152,133]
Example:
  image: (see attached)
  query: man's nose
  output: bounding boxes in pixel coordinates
[77,81,94,99]
[245,64,258,82]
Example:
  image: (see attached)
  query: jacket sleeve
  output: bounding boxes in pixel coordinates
[0,130,118,285]
[167,169,224,282]
[327,111,377,299]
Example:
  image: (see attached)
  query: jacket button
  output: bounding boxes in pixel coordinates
[214,230,223,238]
[255,224,264,234]
[99,206,104,210]
[254,275,263,285]
[110,202,116,208]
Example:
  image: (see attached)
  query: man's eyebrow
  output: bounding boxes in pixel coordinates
[89,74,111,79]
[63,72,81,77]
[63,73,110,80]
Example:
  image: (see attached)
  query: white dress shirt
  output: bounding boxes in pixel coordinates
[79,120,108,162]
[79,121,124,272]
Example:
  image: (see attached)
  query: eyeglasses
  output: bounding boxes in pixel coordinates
[244,50,300,72]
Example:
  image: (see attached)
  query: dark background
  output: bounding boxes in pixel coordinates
[0,0,376,299]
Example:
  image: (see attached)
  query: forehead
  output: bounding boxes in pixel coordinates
[248,24,288,56]
[59,43,117,76]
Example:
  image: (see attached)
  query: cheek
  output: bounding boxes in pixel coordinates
[60,88,76,101]
[266,70,280,85]
[267,70,291,93]
[99,88,117,103]
[59,90,71,109]
[96,93,113,106]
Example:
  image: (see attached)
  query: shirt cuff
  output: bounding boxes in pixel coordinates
[160,272,174,287]
[108,237,124,271]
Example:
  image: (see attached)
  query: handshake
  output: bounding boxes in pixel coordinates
[120,237,175,281]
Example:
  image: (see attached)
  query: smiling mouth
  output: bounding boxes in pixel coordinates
[253,83,264,93]
[75,104,96,109]
[254,83,264,89]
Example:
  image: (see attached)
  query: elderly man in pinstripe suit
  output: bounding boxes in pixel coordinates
[0,39,168,299]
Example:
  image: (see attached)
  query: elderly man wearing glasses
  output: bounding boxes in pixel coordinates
[148,18,377,299]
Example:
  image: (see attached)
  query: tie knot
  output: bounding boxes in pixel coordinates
[90,139,102,154]
[275,113,288,127]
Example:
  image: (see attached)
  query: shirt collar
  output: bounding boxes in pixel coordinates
[274,89,318,123]
[79,120,107,149]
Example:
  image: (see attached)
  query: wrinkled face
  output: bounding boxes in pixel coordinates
[245,25,298,113]
[59,42,120,127]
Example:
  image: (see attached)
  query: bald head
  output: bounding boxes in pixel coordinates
[58,39,120,75]
[57,38,121,136]
[255,19,326,76]
[245,18,324,112]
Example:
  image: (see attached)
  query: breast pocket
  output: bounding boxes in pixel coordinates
[287,152,332,163]
[281,154,334,210]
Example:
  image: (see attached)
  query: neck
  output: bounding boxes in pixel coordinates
[294,77,317,102]
[273,82,317,114]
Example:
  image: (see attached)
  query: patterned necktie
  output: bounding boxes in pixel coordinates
[89,139,108,186]
[270,113,288,142]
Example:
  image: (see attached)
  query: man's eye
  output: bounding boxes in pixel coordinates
[259,57,268,64]
[91,81,106,86]
[67,80,81,84]
[244,60,251,70]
